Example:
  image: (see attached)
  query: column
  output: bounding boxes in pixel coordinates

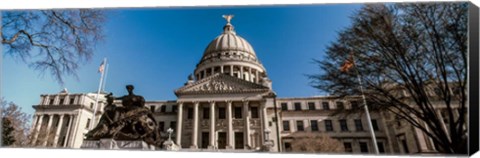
[220,65,224,73]
[436,110,450,140]
[176,103,184,146]
[53,114,65,147]
[203,70,207,78]
[53,95,60,105]
[255,70,259,83]
[226,101,233,149]
[33,115,44,145]
[79,95,84,105]
[230,65,234,76]
[248,67,252,82]
[211,67,215,75]
[191,102,199,149]
[243,101,251,148]
[42,96,48,105]
[261,103,268,143]
[43,114,54,146]
[240,66,244,79]
[30,115,39,133]
[63,115,74,147]
[209,101,216,148]
[67,114,78,147]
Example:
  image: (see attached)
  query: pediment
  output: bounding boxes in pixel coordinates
[175,73,269,95]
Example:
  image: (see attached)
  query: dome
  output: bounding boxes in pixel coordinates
[203,32,256,57]
[197,19,260,66]
[192,15,268,85]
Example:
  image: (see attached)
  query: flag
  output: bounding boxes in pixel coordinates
[98,60,105,73]
[340,54,354,72]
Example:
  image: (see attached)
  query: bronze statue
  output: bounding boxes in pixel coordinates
[85,85,162,147]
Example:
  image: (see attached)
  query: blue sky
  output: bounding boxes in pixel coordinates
[2,4,362,116]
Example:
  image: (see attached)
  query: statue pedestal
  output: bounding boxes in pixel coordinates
[162,139,180,151]
[81,139,156,150]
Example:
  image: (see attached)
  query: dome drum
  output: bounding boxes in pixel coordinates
[194,64,266,84]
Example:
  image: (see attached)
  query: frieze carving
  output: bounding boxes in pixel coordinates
[250,119,261,127]
[216,119,226,127]
[201,120,210,128]
[232,119,244,127]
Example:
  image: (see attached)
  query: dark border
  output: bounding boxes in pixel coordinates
[468,2,479,156]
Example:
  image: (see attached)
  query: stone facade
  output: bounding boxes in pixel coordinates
[29,15,451,154]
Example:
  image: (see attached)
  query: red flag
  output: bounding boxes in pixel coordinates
[340,54,354,72]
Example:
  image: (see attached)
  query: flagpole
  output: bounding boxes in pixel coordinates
[352,55,379,154]
[90,58,106,130]
[102,64,109,92]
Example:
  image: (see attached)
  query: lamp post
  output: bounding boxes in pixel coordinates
[263,128,273,151]
[264,128,271,141]
[167,128,173,141]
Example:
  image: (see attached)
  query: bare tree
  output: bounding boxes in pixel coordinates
[308,3,467,154]
[1,98,31,147]
[289,133,344,153]
[2,10,105,84]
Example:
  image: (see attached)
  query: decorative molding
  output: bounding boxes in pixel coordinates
[232,119,244,127]
[174,73,269,96]
[201,120,210,128]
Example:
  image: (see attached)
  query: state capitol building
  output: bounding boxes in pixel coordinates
[29,16,447,154]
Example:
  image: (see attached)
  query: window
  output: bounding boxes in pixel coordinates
[325,120,333,131]
[203,107,210,119]
[251,107,259,118]
[187,107,193,119]
[344,142,353,152]
[308,102,316,110]
[377,142,385,153]
[69,98,75,104]
[219,107,226,119]
[59,98,65,105]
[170,121,176,129]
[294,102,302,111]
[322,102,330,110]
[160,106,166,113]
[86,118,91,129]
[234,107,242,119]
[90,103,94,109]
[371,119,379,131]
[281,103,288,110]
[296,120,304,131]
[150,106,156,113]
[350,101,359,109]
[172,105,177,113]
[359,142,369,153]
[234,132,244,149]
[339,119,348,131]
[49,99,54,105]
[336,102,344,109]
[401,139,409,153]
[285,142,292,152]
[158,121,164,131]
[283,121,290,131]
[269,121,272,127]
[311,120,319,131]
[355,119,364,131]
